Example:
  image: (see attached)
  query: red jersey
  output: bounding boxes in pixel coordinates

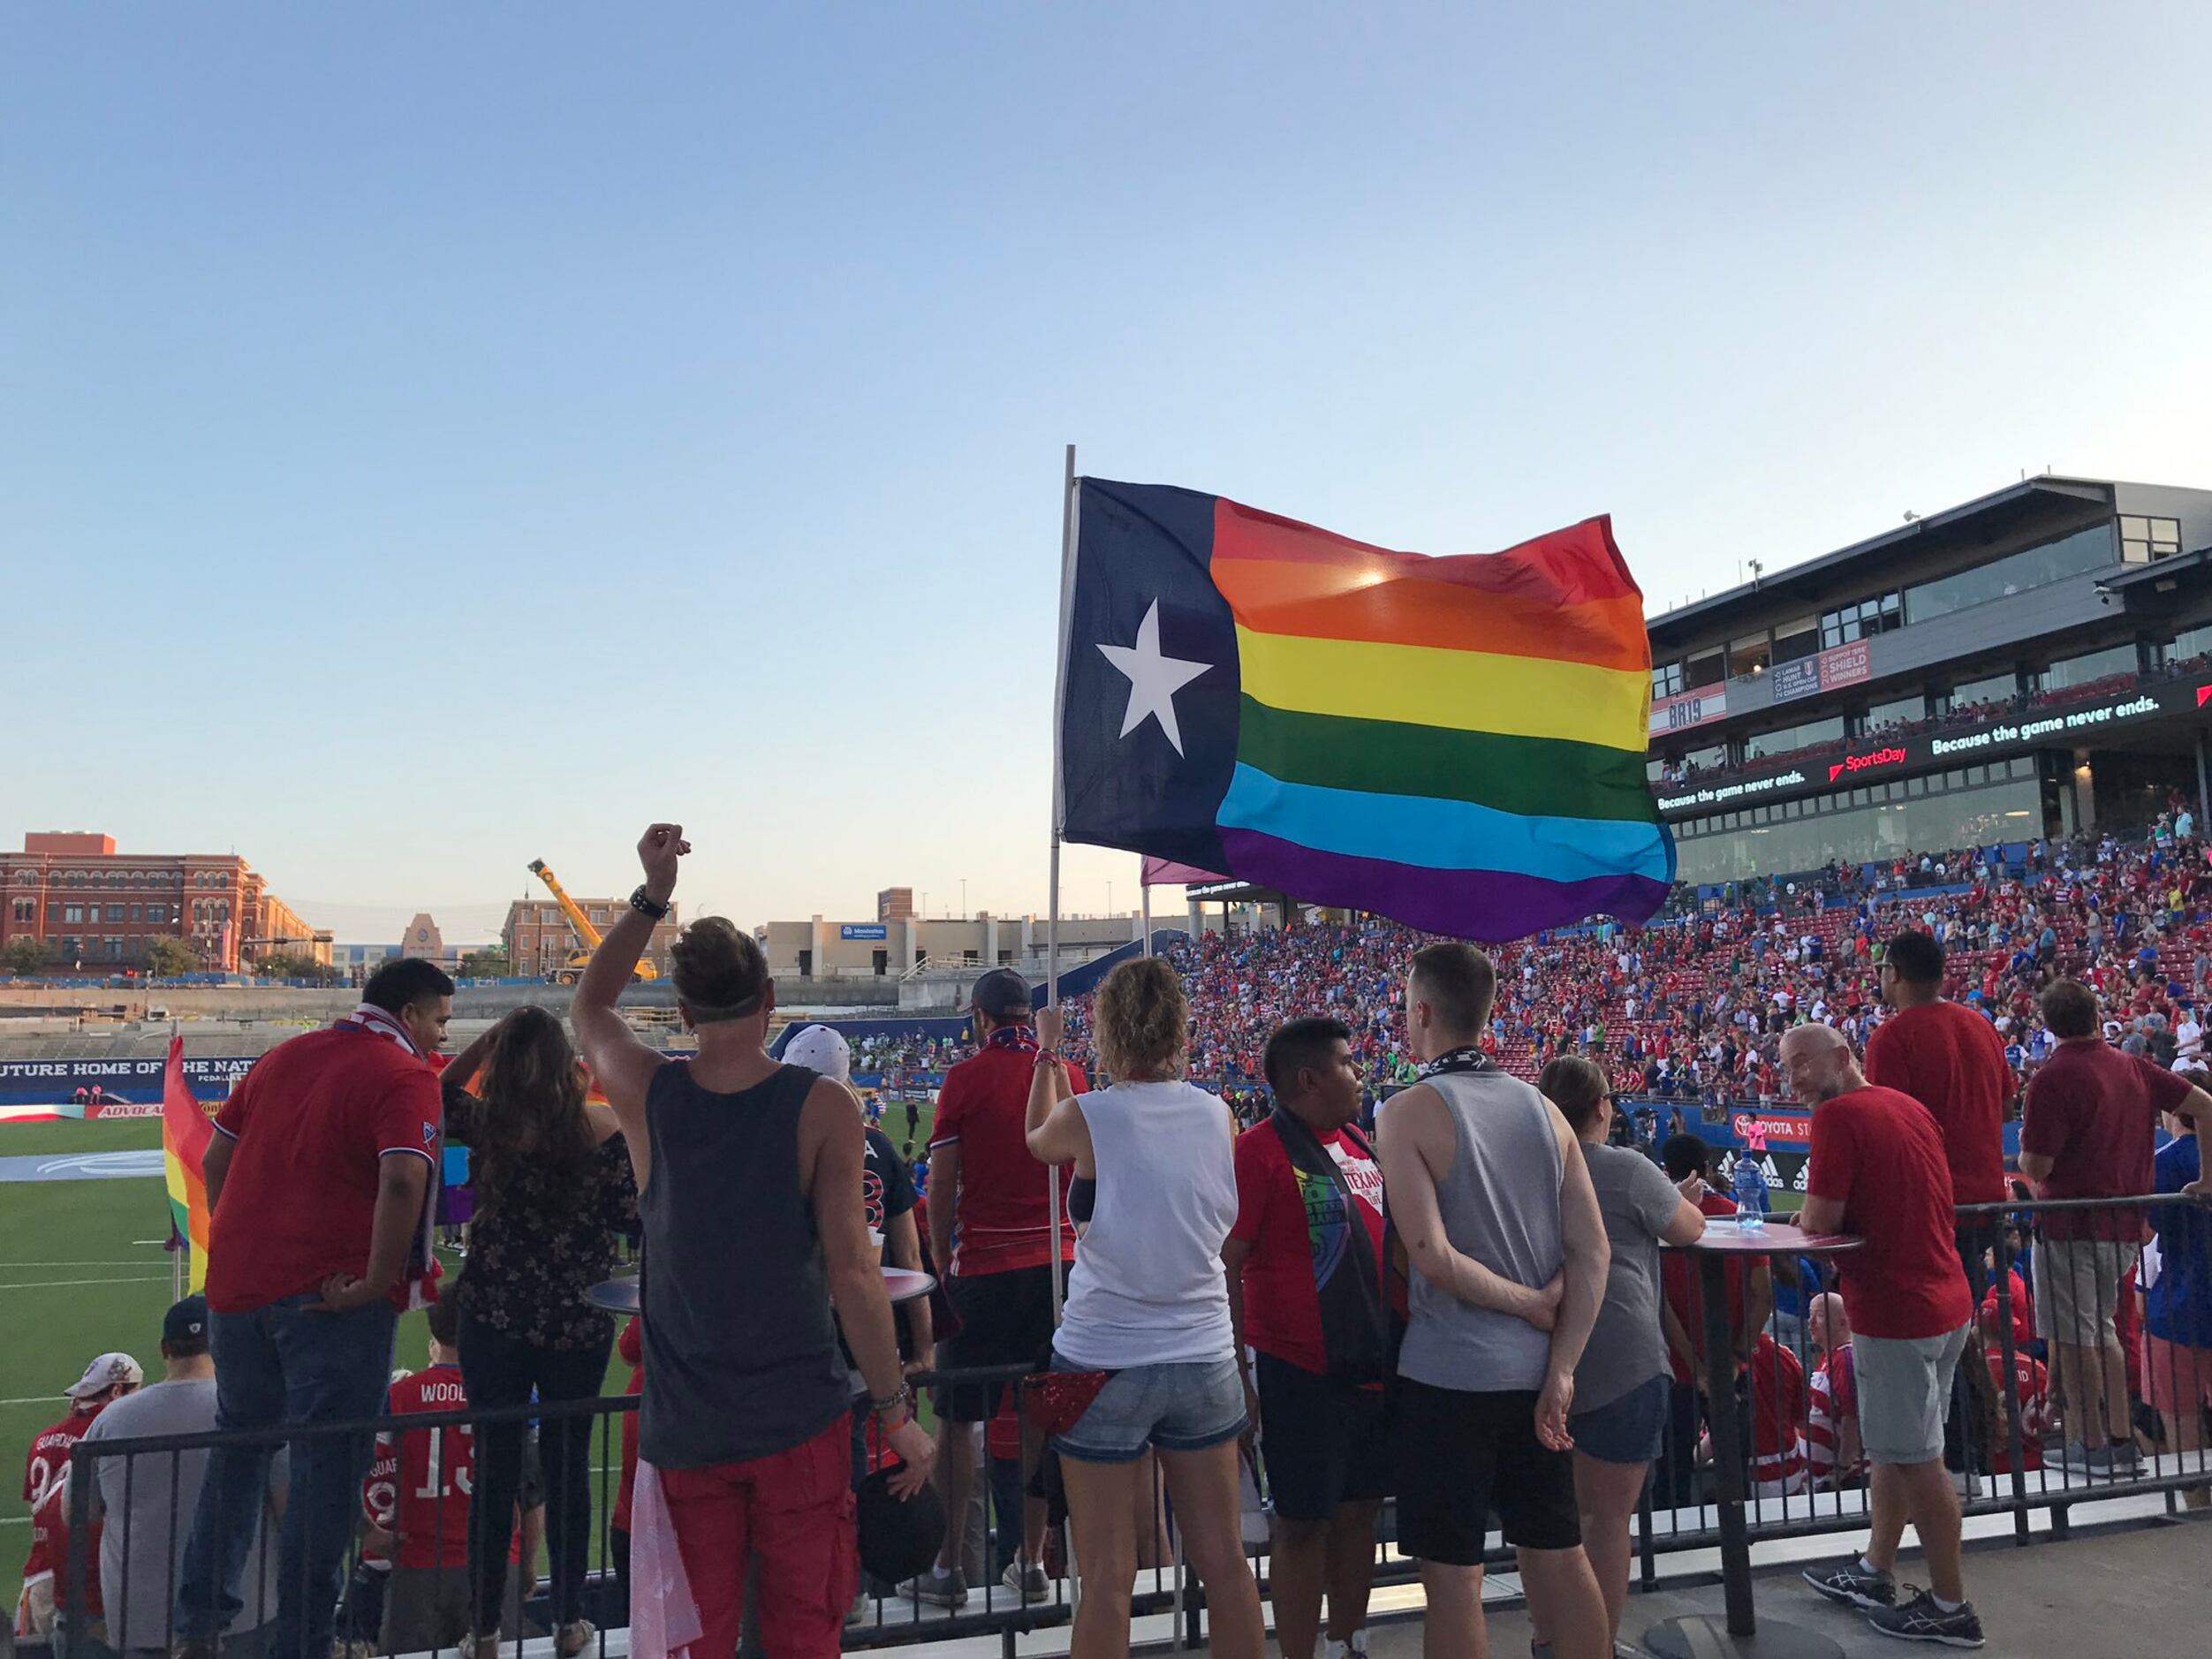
[1986,1351,2049,1474]
[1662,1191,1749,1385]
[1980,1269,2034,1352]
[19,1405,112,1614]
[1806,1086,1973,1341]
[930,1039,1087,1277]
[362,1365,511,1572]
[1863,1001,2010,1206]
[1228,1118,1387,1375]
[1746,1336,1807,1492]
[207,1027,442,1314]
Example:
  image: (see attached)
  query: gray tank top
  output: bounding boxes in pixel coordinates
[1395,1067,1565,1393]
[637,1060,850,1468]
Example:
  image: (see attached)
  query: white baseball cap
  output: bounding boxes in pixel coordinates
[783,1024,852,1084]
[64,1352,144,1400]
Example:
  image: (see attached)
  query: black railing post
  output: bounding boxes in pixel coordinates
[65,1438,95,1657]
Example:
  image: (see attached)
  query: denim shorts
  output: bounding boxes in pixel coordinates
[1049,1352,1247,1464]
[1569,1373,1670,1466]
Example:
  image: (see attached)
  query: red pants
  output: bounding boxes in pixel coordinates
[657,1416,858,1659]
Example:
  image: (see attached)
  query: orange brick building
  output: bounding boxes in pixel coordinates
[0,832,328,973]
[502,894,680,981]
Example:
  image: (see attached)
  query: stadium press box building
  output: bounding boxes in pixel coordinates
[1646,474,2212,890]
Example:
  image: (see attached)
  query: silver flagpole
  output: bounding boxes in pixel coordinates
[1140,861,1153,958]
[1047,443,1079,1611]
[1046,442,1078,1328]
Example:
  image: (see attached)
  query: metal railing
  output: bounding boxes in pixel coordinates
[35,1191,2212,1659]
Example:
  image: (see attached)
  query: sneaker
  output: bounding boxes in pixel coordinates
[2105,1441,2144,1477]
[1804,1559,1898,1610]
[1326,1637,1368,1659]
[846,1590,870,1626]
[907,1566,968,1608]
[1949,1469,1984,1498]
[1001,1560,1050,1604]
[2056,1440,2104,1475]
[1866,1589,1986,1647]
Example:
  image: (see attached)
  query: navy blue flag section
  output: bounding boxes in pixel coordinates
[1056,480,1242,875]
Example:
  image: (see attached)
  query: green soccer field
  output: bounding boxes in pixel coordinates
[2,1099,941,1606]
[1,1120,178,1607]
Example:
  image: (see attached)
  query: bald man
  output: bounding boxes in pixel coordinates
[1808,1292,1851,1367]
[1783,1025,1983,1648]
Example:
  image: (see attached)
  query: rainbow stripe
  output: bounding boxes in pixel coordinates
[1060,482,1674,940]
[161,1034,212,1292]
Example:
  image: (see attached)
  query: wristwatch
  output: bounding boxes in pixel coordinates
[630,886,671,921]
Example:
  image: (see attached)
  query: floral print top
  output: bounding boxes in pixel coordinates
[443,1082,640,1351]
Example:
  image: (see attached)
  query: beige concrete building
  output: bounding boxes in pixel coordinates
[753,912,1155,984]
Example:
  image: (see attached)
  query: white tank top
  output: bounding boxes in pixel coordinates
[1053,1079,1239,1368]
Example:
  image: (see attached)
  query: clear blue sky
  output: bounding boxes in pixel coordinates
[8,4,2210,942]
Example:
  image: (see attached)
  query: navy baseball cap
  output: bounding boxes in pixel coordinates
[163,1295,209,1348]
[968,968,1034,1021]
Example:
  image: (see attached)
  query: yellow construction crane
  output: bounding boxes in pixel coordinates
[528,859,661,984]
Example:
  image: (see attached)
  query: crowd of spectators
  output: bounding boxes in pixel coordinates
[810,811,2212,1152]
[1020,814,2212,1128]
[26,812,2212,1659]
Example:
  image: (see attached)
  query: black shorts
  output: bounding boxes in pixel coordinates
[1394,1377,1579,1561]
[1255,1352,1390,1522]
[939,1264,1059,1421]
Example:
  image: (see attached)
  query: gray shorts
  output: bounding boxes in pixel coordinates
[1854,1325,1971,1466]
[2036,1239,2140,1346]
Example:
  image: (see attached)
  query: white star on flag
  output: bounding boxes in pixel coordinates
[1096,599,1210,756]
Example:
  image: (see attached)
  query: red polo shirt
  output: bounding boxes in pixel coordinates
[204,1028,442,1314]
[2020,1039,2193,1241]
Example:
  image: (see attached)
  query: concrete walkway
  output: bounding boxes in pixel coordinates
[1348,1511,2210,1658]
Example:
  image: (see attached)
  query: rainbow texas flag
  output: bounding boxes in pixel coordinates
[1056,481,1673,941]
[162,1035,213,1292]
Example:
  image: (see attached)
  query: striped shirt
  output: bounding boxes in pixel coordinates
[1806,1344,1866,1488]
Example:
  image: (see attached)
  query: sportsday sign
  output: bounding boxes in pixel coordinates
[1655,680,2209,821]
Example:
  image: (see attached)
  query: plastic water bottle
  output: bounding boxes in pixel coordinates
[1732,1153,1770,1232]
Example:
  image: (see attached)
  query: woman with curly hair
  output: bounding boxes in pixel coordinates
[1026,958,1262,1659]
[439,1005,637,1659]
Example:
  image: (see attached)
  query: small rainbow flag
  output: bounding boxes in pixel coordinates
[161,1035,213,1292]
[1057,481,1673,940]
